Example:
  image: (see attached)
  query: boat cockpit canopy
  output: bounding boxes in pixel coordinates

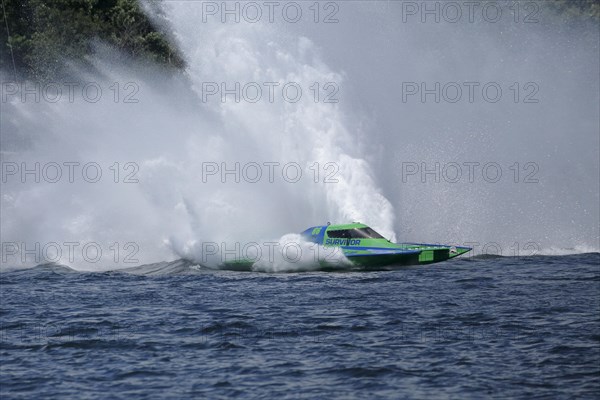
[327,227,385,239]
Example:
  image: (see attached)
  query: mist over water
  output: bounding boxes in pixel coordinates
[297,2,600,253]
[1,1,598,270]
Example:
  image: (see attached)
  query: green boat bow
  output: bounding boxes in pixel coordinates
[300,222,471,267]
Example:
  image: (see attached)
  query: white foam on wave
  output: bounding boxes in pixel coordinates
[536,245,600,256]
[1,4,396,269]
[165,233,351,272]
[250,234,351,273]
[165,4,398,244]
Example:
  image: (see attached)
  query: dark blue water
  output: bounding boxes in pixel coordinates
[1,254,599,399]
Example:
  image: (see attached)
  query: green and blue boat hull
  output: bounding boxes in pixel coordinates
[301,223,472,268]
[219,222,472,270]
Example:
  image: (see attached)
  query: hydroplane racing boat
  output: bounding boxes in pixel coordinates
[300,222,471,268]
[221,222,471,270]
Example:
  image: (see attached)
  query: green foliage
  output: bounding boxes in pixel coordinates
[1,0,597,80]
[547,0,600,20]
[0,0,184,80]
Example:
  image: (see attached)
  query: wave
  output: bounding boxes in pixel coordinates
[536,245,600,256]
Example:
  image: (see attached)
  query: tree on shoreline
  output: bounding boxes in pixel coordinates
[0,0,184,80]
[1,0,598,81]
